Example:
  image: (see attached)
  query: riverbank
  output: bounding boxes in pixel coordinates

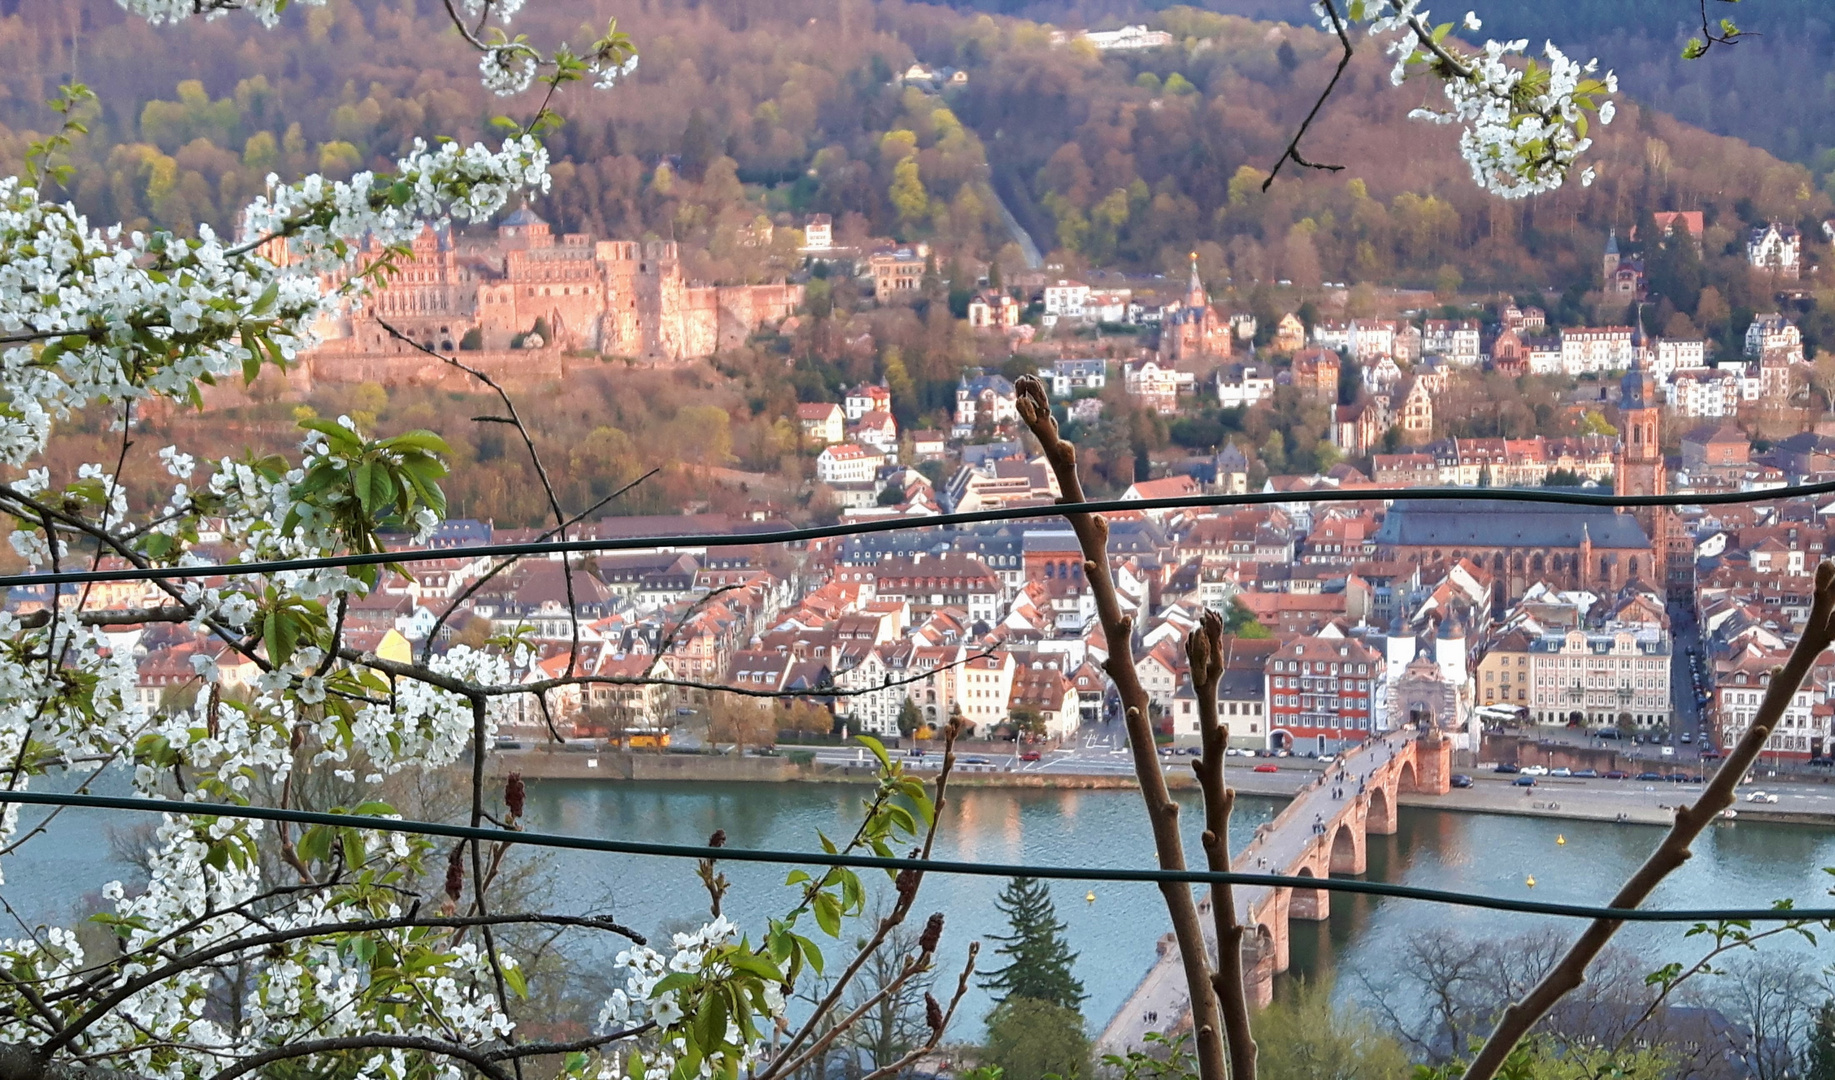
[498,749,1835,827]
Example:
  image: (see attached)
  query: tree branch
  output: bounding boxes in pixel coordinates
[1012,374,1227,1080]
[1459,560,1835,1080]
[1263,0,1353,190]
[1188,614,1255,1080]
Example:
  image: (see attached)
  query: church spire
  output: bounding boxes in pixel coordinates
[1187,251,1205,309]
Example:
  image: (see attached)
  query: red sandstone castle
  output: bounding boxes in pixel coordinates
[311,207,802,363]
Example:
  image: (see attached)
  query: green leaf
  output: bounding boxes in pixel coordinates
[856,734,891,770]
[812,892,842,938]
[503,964,529,999]
[264,609,301,665]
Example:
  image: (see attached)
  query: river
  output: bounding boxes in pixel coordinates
[7,778,1834,1034]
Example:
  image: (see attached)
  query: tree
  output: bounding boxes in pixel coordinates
[1807,999,1835,1080]
[0,12,995,1080]
[897,698,923,736]
[978,877,1085,1010]
[1255,979,1408,1080]
[983,997,1090,1080]
[1225,598,1272,639]
[891,157,928,226]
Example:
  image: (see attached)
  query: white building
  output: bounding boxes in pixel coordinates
[1666,367,1744,418]
[1527,627,1673,730]
[1215,363,1274,409]
[1747,222,1802,280]
[1422,319,1482,365]
[1044,358,1107,397]
[1649,337,1707,380]
[1559,326,1636,374]
[802,213,833,252]
[1042,280,1091,320]
[1744,313,1802,360]
[815,443,885,485]
[1054,24,1175,50]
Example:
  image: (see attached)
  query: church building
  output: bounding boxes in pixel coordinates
[1158,254,1232,364]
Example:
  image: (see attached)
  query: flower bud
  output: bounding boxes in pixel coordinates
[445,846,465,902]
[709,829,727,849]
[918,912,944,954]
[925,993,944,1033]
[505,772,525,819]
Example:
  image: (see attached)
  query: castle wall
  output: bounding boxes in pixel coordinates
[316,225,793,369]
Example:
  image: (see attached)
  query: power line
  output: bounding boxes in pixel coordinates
[4,789,1826,925]
[7,478,1835,590]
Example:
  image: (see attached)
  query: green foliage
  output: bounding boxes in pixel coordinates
[1808,999,1835,1080]
[1225,597,1272,639]
[978,877,1084,1010]
[1415,1036,1671,1080]
[1258,979,1408,1080]
[982,997,1089,1080]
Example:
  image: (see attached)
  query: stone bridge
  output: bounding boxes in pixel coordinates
[1099,729,1453,1052]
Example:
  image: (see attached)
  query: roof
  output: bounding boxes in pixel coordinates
[500,205,547,227]
[797,402,843,419]
[1373,501,1650,550]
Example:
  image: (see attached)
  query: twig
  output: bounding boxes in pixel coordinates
[1459,560,1835,1080]
[376,319,583,678]
[1012,374,1227,1080]
[1263,0,1353,190]
[1189,615,1255,1080]
[858,942,978,1080]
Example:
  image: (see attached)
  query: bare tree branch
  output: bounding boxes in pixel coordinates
[1011,374,1228,1080]
[1460,560,1835,1080]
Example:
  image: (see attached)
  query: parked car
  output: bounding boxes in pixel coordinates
[1574,769,1599,779]
[1680,733,1693,744]
[1253,763,1279,773]
[1745,791,1779,803]
[1494,763,1521,774]
[963,756,991,765]
[1521,764,1550,776]
[1450,774,1474,788]
[1513,776,1538,787]
[1604,770,1629,779]
[1550,767,1573,777]
[1689,774,1705,783]
[1636,772,1665,781]
[1666,773,1691,783]
[1020,750,1041,762]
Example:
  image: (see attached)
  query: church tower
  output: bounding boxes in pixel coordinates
[1187,251,1207,309]
[1615,351,1672,588]
[1602,228,1621,284]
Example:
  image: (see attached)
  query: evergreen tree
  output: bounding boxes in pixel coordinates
[978,877,1085,1009]
[1808,1000,1835,1080]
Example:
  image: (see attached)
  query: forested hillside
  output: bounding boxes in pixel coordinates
[926,0,1835,201]
[0,0,1827,310]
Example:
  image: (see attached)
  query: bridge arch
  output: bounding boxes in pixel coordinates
[1289,865,1328,921]
[1367,783,1396,834]
[1398,757,1419,793]
[1328,821,1365,876]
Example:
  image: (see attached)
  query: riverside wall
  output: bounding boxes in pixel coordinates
[491,750,1835,827]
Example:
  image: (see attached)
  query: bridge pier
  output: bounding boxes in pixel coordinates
[1408,731,1453,795]
[1289,865,1329,921]
[1241,930,1277,1009]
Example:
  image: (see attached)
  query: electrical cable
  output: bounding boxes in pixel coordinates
[6,478,1835,589]
[3,789,1825,925]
